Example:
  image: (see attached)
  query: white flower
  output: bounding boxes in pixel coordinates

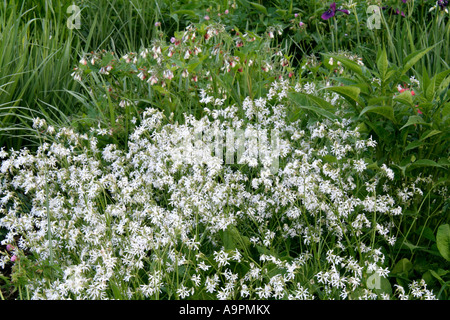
[354,159,367,173]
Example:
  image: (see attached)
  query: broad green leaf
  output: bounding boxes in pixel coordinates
[404,140,425,152]
[406,159,444,171]
[400,115,428,130]
[391,258,413,275]
[396,240,426,251]
[219,225,250,251]
[384,69,397,82]
[420,129,441,141]
[425,77,435,101]
[438,158,450,167]
[249,2,268,15]
[439,75,450,93]
[415,226,436,242]
[377,47,388,80]
[374,277,392,296]
[394,90,414,106]
[326,54,363,76]
[171,9,197,17]
[434,68,450,89]
[288,92,338,120]
[360,105,394,121]
[326,86,362,106]
[436,224,450,261]
[305,94,335,111]
[368,96,390,105]
[292,104,338,120]
[356,121,369,133]
[401,44,438,76]
[429,269,446,283]
[421,66,431,93]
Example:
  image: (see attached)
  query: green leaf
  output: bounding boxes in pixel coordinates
[325,54,363,76]
[400,115,428,130]
[394,90,414,106]
[404,140,425,152]
[429,269,446,283]
[288,92,338,120]
[436,224,450,261]
[433,68,450,89]
[293,104,338,120]
[171,10,197,17]
[420,129,441,141]
[406,159,444,171]
[219,225,250,251]
[415,226,436,242]
[249,2,268,15]
[384,69,398,82]
[377,47,388,81]
[360,105,394,121]
[391,258,413,275]
[438,158,450,167]
[401,44,437,76]
[425,77,435,101]
[326,86,362,107]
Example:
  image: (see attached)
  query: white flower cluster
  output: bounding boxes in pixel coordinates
[0,80,434,300]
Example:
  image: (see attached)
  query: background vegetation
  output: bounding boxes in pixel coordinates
[0,0,448,300]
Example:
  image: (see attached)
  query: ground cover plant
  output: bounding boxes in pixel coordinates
[0,0,448,300]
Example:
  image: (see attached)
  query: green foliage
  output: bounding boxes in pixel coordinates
[0,0,449,300]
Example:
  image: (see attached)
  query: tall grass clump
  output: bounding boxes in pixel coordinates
[0,1,82,150]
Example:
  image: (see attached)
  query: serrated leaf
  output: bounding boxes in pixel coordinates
[436,224,450,261]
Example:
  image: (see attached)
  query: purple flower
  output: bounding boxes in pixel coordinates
[382,6,405,17]
[321,2,350,20]
[438,0,449,10]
